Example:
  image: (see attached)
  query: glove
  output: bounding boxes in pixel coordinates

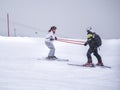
[55,37,57,40]
[50,38,54,41]
[84,42,87,46]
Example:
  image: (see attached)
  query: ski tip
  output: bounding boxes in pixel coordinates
[100,66,111,69]
[56,59,69,62]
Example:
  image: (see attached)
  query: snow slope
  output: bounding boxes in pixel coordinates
[0,37,120,90]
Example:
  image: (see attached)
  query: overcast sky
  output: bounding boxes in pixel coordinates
[0,0,120,39]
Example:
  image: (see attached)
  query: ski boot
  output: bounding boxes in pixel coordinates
[46,56,58,60]
[52,56,58,59]
[96,62,104,66]
[46,56,54,60]
[83,62,95,67]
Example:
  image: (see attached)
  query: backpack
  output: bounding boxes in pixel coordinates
[94,33,102,47]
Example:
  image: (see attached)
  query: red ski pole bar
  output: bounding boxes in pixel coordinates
[57,38,85,45]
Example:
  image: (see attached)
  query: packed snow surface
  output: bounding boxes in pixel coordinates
[0,37,120,90]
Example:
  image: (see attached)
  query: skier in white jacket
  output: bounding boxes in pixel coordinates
[45,26,57,60]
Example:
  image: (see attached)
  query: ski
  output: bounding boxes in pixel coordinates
[96,65,111,69]
[68,63,111,68]
[37,57,69,62]
[68,63,95,68]
[55,58,69,62]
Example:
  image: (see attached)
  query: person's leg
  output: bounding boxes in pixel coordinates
[86,48,93,63]
[45,42,55,57]
[83,48,94,67]
[93,48,103,66]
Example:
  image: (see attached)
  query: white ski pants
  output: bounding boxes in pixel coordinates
[45,41,55,57]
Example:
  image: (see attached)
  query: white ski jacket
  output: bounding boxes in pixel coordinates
[45,32,56,42]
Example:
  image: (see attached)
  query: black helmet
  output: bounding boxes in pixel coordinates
[87,30,93,34]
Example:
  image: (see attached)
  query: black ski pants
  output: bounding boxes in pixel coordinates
[87,47,102,63]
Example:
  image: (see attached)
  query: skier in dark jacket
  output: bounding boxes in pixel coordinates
[84,27,104,67]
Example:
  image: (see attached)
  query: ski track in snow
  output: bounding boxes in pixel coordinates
[0,37,120,90]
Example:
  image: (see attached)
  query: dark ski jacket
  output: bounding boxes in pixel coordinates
[84,38,97,49]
